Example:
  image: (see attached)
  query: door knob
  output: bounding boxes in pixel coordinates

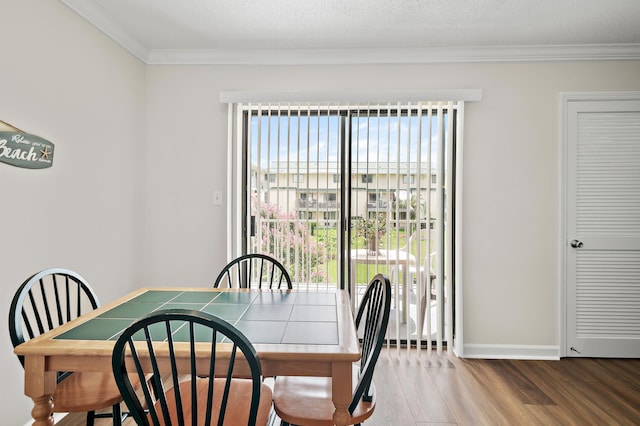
[570,240,584,248]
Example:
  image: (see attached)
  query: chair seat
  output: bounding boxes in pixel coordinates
[52,372,140,413]
[273,368,376,426]
[154,377,273,426]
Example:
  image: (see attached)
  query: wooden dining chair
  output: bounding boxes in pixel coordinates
[214,253,292,289]
[273,273,391,426]
[9,268,135,426]
[111,308,273,426]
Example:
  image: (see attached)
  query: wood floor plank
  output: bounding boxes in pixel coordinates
[487,360,556,405]
[385,349,456,424]
[520,404,587,426]
[457,358,550,425]
[516,359,640,425]
[364,350,420,426]
[429,357,513,425]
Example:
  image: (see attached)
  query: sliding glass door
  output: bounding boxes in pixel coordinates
[246,106,344,290]
[235,101,457,350]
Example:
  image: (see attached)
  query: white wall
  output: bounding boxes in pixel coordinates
[2,1,640,424]
[0,1,146,424]
[142,61,640,356]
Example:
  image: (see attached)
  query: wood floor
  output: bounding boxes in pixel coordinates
[57,348,640,426]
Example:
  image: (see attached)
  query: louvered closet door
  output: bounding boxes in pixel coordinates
[566,98,640,358]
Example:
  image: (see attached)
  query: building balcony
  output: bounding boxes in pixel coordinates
[297,200,339,209]
[367,201,389,210]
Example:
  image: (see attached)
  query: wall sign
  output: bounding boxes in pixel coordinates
[0,121,54,169]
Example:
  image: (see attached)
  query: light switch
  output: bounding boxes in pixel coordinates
[213,191,223,205]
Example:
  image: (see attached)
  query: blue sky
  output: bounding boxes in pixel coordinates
[250,111,447,168]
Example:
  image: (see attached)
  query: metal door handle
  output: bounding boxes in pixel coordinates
[570,240,584,248]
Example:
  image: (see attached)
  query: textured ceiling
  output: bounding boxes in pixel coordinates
[60,0,640,64]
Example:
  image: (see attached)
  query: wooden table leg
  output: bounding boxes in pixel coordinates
[24,356,56,426]
[331,361,352,426]
[30,395,55,426]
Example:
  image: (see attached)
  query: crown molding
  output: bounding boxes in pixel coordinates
[61,0,149,62]
[145,44,640,65]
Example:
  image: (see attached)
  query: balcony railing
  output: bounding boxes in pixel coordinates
[297,200,339,209]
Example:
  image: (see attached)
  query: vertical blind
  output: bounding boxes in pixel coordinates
[227,99,465,354]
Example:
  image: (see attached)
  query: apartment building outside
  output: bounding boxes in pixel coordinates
[252,161,438,227]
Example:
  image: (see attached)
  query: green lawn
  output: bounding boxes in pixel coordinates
[315,227,431,285]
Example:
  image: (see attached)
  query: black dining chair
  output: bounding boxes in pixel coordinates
[214,253,292,289]
[9,268,134,426]
[273,273,391,425]
[111,308,273,426]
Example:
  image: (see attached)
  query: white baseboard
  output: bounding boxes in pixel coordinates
[461,344,560,360]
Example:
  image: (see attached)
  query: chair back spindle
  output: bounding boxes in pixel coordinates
[112,309,269,426]
[214,253,292,290]
[9,268,129,425]
[351,273,391,413]
[10,268,99,367]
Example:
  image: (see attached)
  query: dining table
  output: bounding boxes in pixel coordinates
[13,287,361,426]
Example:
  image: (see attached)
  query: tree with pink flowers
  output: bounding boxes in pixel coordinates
[252,196,327,283]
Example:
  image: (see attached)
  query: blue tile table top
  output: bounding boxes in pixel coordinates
[54,288,339,345]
